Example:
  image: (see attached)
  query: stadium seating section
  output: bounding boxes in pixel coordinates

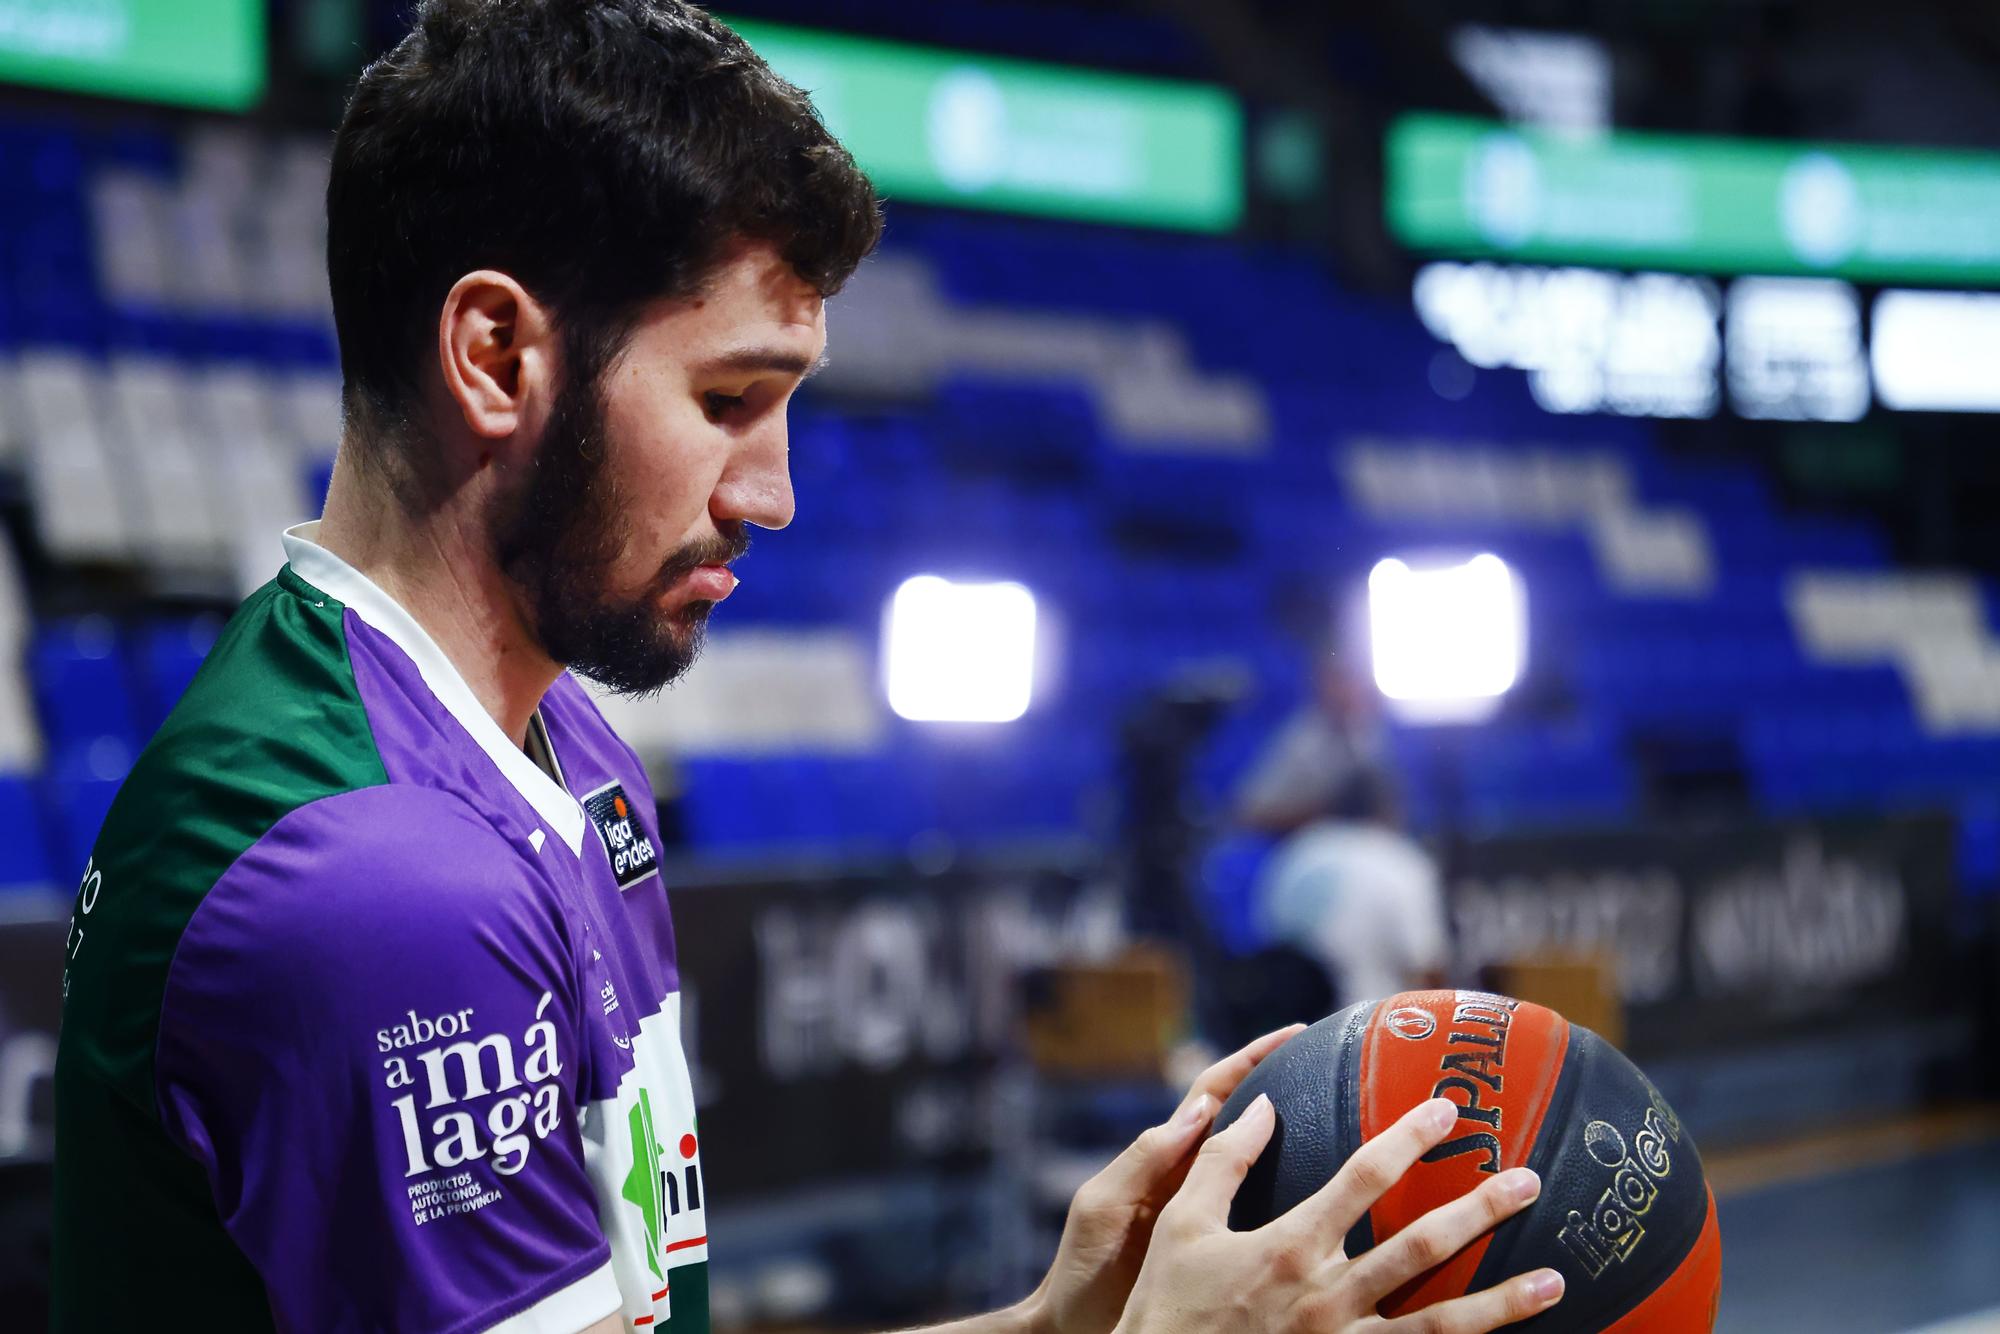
[4,111,2000,899]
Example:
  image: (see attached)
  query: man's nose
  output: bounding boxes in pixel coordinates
[712,421,794,531]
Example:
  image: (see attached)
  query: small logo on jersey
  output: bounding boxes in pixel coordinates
[583,781,660,890]
[1386,1006,1436,1041]
[621,1092,707,1284]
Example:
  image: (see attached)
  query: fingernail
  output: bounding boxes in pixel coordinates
[1248,1092,1274,1123]
[1501,1168,1541,1203]
[1173,1093,1215,1130]
[1424,1097,1458,1132]
[1529,1270,1564,1304]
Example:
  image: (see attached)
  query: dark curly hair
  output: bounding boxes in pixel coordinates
[327,0,881,476]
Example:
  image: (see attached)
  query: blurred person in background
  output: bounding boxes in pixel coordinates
[49,3,1561,1332]
[1253,772,1450,1010]
[1228,627,1444,1012]
[1236,644,1393,841]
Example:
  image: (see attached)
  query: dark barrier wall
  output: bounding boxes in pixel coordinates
[0,913,60,1165]
[1449,814,1959,1057]
[669,862,1121,1196]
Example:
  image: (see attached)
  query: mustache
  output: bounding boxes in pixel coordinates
[655,524,752,589]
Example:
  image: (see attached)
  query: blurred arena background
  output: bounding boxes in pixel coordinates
[4,0,2000,1329]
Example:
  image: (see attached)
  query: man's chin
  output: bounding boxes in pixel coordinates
[658,602,715,651]
[574,654,698,698]
[576,615,711,697]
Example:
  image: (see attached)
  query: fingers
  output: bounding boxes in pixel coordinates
[1164,1092,1275,1230]
[1076,1025,1306,1214]
[1375,1268,1564,1333]
[1343,1167,1542,1305]
[1185,1024,1308,1108]
[1277,1097,1461,1243]
[1086,1089,1219,1205]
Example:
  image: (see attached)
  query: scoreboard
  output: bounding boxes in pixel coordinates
[1389,115,2000,419]
[0,0,263,111]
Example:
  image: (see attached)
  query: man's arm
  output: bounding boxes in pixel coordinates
[889,1296,1045,1334]
[571,1291,1044,1333]
[868,1029,1304,1334]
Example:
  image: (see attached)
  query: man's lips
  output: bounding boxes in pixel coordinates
[673,564,738,603]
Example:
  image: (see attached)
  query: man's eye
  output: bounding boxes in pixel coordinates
[704,391,746,421]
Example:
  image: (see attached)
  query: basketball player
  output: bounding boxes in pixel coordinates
[50,3,1563,1330]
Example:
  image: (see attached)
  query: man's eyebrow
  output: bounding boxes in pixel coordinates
[697,346,830,380]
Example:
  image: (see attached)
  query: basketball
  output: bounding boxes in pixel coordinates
[1213,991,1722,1332]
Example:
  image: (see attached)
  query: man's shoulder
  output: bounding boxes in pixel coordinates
[126,569,389,825]
[248,783,546,904]
[93,573,389,900]
[173,784,568,979]
[248,782,524,870]
[59,573,402,1103]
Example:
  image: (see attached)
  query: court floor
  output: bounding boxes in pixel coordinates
[1711,1110,2000,1333]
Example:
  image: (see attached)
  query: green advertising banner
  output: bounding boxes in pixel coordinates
[1387,113,2000,286]
[0,0,264,110]
[728,18,1243,233]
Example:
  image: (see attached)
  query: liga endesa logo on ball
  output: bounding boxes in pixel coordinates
[1558,1089,1685,1279]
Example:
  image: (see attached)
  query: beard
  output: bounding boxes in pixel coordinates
[490,356,748,698]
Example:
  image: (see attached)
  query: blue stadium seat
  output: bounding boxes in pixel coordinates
[132,617,222,739]
[31,618,141,766]
[0,775,54,891]
[1198,834,1279,957]
[45,737,132,877]
[936,378,1100,477]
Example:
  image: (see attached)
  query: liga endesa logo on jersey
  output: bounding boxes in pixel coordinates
[583,781,660,890]
[377,995,568,1222]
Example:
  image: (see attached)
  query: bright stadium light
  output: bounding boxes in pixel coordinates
[1871,290,2000,413]
[1368,555,1524,723]
[884,575,1038,722]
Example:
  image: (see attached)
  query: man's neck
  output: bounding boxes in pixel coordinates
[314,454,560,749]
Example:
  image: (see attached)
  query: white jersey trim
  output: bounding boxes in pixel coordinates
[281,520,589,856]
[580,989,709,1326]
[479,1259,621,1334]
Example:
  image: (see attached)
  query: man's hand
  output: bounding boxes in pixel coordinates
[1020,1026,1308,1334]
[1112,1095,1563,1334]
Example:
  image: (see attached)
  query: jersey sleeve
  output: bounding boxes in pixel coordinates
[152,784,619,1334]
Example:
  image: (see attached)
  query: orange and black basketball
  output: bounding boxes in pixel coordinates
[1214,991,1722,1331]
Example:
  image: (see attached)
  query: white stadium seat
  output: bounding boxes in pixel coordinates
[824,254,1271,454]
[275,370,343,459]
[1788,571,2000,734]
[105,357,226,566]
[212,436,315,597]
[18,350,133,563]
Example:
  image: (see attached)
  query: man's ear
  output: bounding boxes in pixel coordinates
[436,270,557,443]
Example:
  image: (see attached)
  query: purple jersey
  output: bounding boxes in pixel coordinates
[53,523,710,1332]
